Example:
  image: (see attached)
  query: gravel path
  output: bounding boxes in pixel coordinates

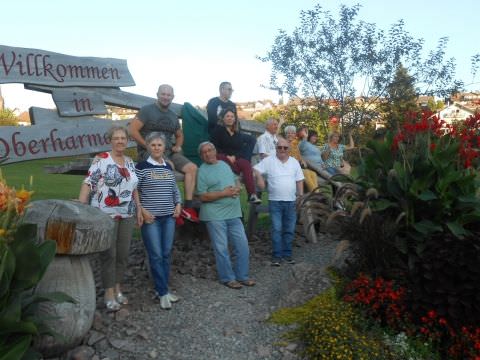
[72,228,339,360]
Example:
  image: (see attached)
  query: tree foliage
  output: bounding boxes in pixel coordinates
[382,64,419,131]
[0,108,18,126]
[259,3,467,133]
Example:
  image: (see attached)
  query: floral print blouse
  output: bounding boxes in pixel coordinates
[320,143,346,168]
[83,152,138,219]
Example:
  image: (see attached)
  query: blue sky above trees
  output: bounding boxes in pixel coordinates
[0,0,478,110]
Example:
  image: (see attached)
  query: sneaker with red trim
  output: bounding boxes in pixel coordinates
[181,208,199,223]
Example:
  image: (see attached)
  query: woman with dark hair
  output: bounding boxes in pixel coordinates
[79,125,142,311]
[307,130,319,145]
[210,108,261,204]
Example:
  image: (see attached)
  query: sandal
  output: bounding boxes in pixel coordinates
[239,279,256,287]
[115,292,128,305]
[105,299,121,312]
[224,280,243,289]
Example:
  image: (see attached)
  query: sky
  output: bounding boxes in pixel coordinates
[1,0,479,112]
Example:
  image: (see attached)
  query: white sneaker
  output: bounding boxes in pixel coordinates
[167,293,179,303]
[249,194,262,205]
[160,295,172,310]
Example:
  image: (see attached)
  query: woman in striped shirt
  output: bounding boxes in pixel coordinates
[135,132,182,310]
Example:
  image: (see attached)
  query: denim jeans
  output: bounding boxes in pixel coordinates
[205,218,250,283]
[268,201,297,260]
[141,215,175,296]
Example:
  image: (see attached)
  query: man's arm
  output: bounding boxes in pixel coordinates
[346,131,355,149]
[296,180,304,197]
[129,117,146,149]
[198,186,239,202]
[172,128,184,153]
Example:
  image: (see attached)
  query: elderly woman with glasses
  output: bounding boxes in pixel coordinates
[79,125,143,311]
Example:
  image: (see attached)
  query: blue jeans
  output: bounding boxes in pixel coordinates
[205,218,250,283]
[141,215,175,296]
[269,201,297,259]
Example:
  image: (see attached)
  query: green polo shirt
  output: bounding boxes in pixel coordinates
[196,161,242,221]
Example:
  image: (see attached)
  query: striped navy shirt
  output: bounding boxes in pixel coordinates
[135,157,181,217]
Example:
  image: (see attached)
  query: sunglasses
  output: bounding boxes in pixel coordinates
[276,146,289,150]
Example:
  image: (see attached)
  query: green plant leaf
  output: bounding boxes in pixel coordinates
[0,318,38,336]
[0,335,31,360]
[12,224,37,244]
[417,190,437,201]
[0,246,15,300]
[394,237,408,255]
[9,239,55,292]
[413,220,442,235]
[446,221,470,239]
[369,199,397,212]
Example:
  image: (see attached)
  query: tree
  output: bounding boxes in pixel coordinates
[382,64,419,131]
[0,108,18,126]
[259,3,464,135]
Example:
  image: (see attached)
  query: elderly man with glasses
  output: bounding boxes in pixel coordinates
[196,141,256,289]
[254,137,304,266]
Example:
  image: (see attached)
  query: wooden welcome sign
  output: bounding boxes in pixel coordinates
[0,44,165,164]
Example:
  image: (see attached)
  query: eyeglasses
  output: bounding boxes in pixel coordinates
[276,146,289,150]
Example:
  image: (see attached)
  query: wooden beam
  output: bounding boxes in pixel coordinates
[24,84,183,114]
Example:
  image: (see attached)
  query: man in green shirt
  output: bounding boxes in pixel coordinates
[196,142,255,289]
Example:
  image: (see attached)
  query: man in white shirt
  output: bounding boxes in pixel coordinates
[256,118,279,159]
[254,138,304,266]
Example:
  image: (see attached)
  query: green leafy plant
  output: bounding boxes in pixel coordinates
[0,176,74,360]
[326,112,480,358]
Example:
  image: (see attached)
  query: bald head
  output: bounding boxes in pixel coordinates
[157,84,174,109]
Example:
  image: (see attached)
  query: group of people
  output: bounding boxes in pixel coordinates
[77,81,353,311]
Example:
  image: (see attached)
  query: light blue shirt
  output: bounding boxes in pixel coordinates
[299,140,324,168]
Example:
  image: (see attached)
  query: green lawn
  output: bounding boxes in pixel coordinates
[1,157,85,201]
[1,158,271,229]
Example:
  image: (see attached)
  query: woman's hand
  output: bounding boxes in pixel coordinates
[321,147,331,161]
[226,155,236,164]
[142,207,155,224]
[173,203,182,218]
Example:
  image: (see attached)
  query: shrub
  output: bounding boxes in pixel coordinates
[0,174,73,359]
[270,288,394,359]
[331,112,480,328]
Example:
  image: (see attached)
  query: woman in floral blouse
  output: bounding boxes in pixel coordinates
[79,125,142,311]
[321,130,354,175]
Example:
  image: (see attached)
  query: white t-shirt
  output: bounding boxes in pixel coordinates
[256,131,278,157]
[254,156,304,201]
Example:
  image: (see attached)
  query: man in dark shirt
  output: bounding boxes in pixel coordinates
[206,82,236,135]
[207,81,256,161]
